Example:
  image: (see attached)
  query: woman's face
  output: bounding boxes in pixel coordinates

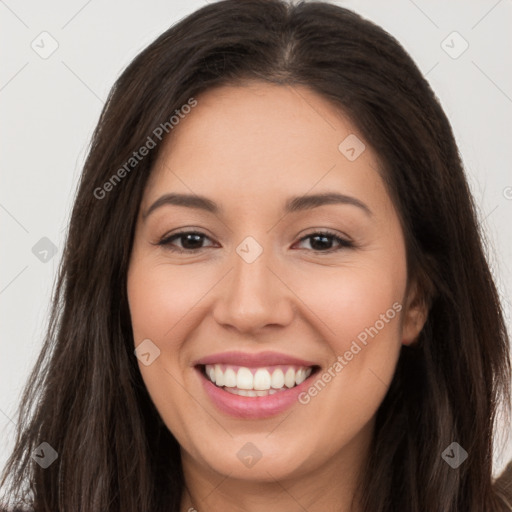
[127,82,426,488]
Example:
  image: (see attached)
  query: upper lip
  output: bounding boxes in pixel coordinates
[193,350,318,368]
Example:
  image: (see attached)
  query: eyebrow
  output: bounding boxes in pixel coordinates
[142,191,373,220]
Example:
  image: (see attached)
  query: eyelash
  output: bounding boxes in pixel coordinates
[155,229,354,254]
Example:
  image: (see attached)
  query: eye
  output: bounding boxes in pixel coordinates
[156,230,215,253]
[293,230,354,253]
[155,229,353,254]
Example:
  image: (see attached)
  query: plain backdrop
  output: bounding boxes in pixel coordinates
[1,0,511,481]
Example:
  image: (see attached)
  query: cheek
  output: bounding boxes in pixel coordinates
[295,259,405,353]
[127,260,199,400]
[127,259,208,344]
[127,259,207,439]
[292,253,406,437]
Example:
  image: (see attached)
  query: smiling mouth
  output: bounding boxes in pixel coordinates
[197,363,321,397]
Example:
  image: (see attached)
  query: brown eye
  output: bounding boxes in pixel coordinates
[294,230,354,253]
[158,231,214,253]
[155,229,353,254]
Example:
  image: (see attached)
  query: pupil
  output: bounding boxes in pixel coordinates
[182,233,203,249]
[311,235,331,250]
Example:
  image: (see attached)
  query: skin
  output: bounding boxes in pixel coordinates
[127,82,428,512]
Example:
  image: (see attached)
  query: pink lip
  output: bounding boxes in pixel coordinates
[197,367,317,419]
[193,350,317,368]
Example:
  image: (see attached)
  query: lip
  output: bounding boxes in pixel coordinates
[192,350,318,368]
[195,365,320,419]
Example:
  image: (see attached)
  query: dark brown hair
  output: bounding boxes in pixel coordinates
[1,0,511,510]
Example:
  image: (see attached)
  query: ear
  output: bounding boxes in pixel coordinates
[401,278,429,346]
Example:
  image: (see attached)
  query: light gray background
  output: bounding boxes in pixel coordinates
[1,0,511,480]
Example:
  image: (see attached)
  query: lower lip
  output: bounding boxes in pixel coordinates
[197,367,317,419]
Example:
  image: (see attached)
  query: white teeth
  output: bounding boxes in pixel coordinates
[225,387,280,397]
[224,368,237,388]
[295,368,306,385]
[253,369,271,390]
[204,364,315,393]
[271,368,285,389]
[214,365,224,387]
[284,368,296,388]
[237,367,254,390]
[296,368,313,384]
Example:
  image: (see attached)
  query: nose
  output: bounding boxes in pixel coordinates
[212,246,295,334]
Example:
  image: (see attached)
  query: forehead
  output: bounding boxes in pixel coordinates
[143,82,389,216]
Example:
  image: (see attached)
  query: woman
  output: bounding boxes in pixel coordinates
[1,0,511,510]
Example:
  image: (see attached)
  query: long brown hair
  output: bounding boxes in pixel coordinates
[1,1,511,510]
